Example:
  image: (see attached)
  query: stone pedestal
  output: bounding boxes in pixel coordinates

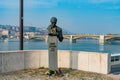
[47,36,58,70]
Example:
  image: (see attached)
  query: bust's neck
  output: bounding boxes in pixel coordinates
[51,24,56,28]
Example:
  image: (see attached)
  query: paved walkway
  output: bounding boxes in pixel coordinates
[108,73,120,80]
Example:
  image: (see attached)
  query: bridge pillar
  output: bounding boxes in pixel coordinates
[99,35,105,44]
[70,35,76,43]
[45,36,48,43]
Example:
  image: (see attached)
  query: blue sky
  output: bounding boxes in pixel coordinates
[0,0,120,34]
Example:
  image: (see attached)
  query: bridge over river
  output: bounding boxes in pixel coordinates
[29,34,120,44]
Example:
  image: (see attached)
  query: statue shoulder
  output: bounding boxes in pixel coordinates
[47,25,52,30]
[56,26,62,31]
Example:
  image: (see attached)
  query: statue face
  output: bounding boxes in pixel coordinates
[51,22,56,27]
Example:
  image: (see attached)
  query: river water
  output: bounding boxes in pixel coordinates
[0,39,120,54]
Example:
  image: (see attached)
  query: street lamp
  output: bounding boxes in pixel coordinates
[20,0,24,50]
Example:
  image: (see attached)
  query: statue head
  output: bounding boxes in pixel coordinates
[50,17,57,23]
[50,17,57,27]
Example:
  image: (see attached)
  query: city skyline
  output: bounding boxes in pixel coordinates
[0,0,120,34]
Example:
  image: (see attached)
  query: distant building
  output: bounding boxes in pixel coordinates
[15,27,19,32]
[15,32,20,37]
[24,32,35,37]
[29,27,36,32]
[0,30,2,36]
[24,26,36,32]
[1,30,9,35]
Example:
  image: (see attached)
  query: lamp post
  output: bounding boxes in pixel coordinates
[20,0,24,50]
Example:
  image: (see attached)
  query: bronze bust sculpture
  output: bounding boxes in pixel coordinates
[47,17,63,76]
[47,17,63,42]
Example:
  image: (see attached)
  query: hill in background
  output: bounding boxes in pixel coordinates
[0,24,73,35]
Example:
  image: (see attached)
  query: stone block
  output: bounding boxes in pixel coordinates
[2,52,24,72]
[58,50,71,68]
[24,51,40,69]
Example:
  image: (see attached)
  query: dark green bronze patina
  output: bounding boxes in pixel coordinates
[47,17,63,42]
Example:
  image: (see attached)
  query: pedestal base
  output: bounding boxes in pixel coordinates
[48,36,58,70]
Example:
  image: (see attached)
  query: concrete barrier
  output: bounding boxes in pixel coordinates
[39,50,48,68]
[58,50,71,68]
[0,51,24,73]
[77,51,111,74]
[0,50,111,74]
[24,50,40,69]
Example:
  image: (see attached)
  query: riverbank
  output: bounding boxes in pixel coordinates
[0,68,115,80]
